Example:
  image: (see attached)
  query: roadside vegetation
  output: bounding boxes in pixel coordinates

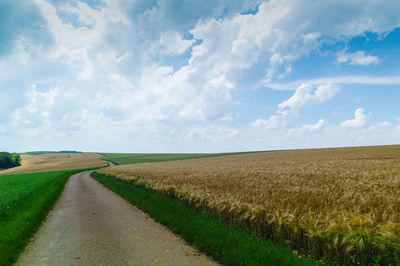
[101,151,262,165]
[91,172,316,265]
[0,168,98,265]
[98,145,400,264]
[0,152,21,170]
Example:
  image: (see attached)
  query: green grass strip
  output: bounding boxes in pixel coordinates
[91,172,317,266]
[0,168,98,266]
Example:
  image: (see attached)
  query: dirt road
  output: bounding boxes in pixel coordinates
[17,171,217,265]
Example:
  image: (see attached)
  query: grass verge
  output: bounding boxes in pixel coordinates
[0,168,98,266]
[100,151,265,165]
[91,172,317,265]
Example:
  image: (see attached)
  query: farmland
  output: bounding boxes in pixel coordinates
[101,151,262,165]
[0,169,96,265]
[0,152,106,175]
[98,145,400,264]
[92,171,316,265]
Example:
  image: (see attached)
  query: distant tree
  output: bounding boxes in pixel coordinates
[13,154,21,166]
[0,152,21,169]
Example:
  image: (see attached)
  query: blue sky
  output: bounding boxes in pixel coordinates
[1,0,400,153]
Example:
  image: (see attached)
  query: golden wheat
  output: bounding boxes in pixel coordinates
[0,152,106,174]
[98,145,400,262]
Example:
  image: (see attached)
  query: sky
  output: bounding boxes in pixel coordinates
[1,0,400,153]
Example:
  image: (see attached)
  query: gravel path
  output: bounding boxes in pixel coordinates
[17,171,217,265]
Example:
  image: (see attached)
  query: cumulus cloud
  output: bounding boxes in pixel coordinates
[278,83,338,109]
[252,118,269,128]
[159,31,195,55]
[258,77,382,137]
[3,0,400,151]
[286,119,326,136]
[252,116,280,130]
[299,119,326,132]
[16,0,400,125]
[252,110,288,130]
[253,82,336,131]
[252,80,338,133]
[336,50,379,66]
[340,108,368,128]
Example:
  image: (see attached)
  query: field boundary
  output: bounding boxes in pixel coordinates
[99,151,267,165]
[91,172,317,266]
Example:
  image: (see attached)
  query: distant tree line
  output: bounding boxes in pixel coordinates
[26,150,81,154]
[0,152,21,169]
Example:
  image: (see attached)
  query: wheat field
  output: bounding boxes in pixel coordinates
[98,145,400,263]
[0,153,106,175]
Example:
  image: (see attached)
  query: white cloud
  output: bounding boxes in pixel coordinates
[4,0,400,152]
[254,81,336,131]
[59,2,101,27]
[299,119,326,132]
[28,0,400,126]
[340,108,368,128]
[395,116,400,122]
[12,87,58,127]
[159,31,195,55]
[336,50,379,66]
[252,110,288,130]
[252,116,280,129]
[278,82,338,109]
[286,119,326,136]
[33,0,125,81]
[252,118,269,128]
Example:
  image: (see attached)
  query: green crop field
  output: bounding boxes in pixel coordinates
[0,168,96,265]
[101,151,263,165]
